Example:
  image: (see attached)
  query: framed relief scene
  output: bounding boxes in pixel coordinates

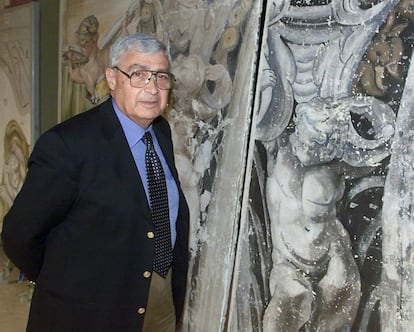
[0,1,39,331]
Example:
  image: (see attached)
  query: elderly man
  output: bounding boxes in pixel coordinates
[2,32,189,332]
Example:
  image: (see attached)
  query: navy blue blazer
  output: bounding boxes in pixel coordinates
[1,98,190,331]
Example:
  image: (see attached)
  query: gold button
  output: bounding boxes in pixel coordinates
[147,231,154,239]
[137,307,146,315]
[143,271,151,278]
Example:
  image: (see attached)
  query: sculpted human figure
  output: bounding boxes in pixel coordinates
[263,145,361,331]
[262,99,362,331]
[121,0,165,43]
[63,15,110,104]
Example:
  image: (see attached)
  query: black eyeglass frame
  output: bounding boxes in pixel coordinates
[112,66,175,90]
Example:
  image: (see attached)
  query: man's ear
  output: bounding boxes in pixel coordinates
[105,68,115,90]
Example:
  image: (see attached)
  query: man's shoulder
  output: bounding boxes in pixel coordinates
[61,99,113,125]
[51,100,115,134]
[37,99,118,149]
[153,115,172,134]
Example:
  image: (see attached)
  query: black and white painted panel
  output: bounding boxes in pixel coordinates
[229,0,414,331]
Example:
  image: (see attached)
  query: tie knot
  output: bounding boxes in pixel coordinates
[143,131,154,147]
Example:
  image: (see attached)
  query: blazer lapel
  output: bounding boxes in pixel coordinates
[152,117,180,183]
[99,100,152,220]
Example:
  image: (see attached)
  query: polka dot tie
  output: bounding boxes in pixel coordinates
[143,132,173,278]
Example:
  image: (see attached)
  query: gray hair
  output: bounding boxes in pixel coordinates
[108,32,169,68]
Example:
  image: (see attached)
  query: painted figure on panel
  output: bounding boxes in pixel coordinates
[355,0,414,98]
[258,95,395,331]
[122,0,164,41]
[0,120,29,282]
[262,99,365,331]
[62,15,110,105]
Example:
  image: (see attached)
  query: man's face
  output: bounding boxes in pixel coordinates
[106,50,170,128]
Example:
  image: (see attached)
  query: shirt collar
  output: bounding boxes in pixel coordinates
[112,98,152,148]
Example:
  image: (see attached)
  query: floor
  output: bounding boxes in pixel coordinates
[0,283,30,331]
[0,251,30,332]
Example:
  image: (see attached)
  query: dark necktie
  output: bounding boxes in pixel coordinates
[143,131,173,278]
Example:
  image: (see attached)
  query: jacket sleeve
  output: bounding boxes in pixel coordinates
[1,129,78,281]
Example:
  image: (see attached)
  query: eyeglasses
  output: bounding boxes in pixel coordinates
[112,66,174,90]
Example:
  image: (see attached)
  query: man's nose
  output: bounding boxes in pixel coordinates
[143,74,158,93]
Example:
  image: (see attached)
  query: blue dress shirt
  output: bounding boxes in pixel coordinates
[112,99,179,246]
